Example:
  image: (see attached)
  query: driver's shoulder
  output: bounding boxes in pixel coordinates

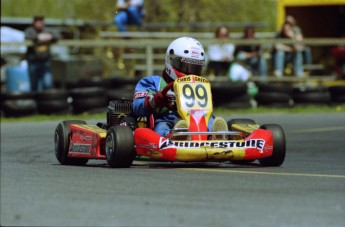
[135,75,162,91]
[139,75,161,83]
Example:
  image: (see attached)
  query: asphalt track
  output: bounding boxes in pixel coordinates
[1,113,345,226]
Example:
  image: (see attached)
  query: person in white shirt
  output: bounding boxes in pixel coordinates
[227,52,252,82]
[227,53,258,98]
[207,26,235,76]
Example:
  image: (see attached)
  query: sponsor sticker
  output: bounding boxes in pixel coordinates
[69,143,91,154]
[194,76,208,83]
[137,143,158,152]
[181,57,204,65]
[191,51,200,55]
[176,77,191,82]
[134,91,148,99]
[176,76,208,84]
[80,135,93,141]
[159,139,265,152]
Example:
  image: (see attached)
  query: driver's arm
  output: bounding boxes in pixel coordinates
[133,76,161,116]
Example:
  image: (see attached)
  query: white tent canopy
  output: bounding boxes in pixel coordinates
[1,26,27,54]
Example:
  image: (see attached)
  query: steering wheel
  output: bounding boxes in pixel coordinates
[160,82,176,110]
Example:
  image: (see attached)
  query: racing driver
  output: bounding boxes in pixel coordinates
[133,36,228,137]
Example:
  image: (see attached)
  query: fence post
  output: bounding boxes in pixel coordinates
[146,45,153,76]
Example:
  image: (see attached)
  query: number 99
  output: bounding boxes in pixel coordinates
[182,84,208,108]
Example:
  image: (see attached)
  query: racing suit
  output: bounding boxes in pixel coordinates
[133,75,215,136]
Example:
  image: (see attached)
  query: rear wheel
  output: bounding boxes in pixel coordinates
[259,124,286,166]
[54,120,89,165]
[105,126,135,168]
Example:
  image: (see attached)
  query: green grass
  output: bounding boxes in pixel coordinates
[215,104,345,114]
[1,104,344,123]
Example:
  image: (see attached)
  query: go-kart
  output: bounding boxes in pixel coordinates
[54,75,286,168]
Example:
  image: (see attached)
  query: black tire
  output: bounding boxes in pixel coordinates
[65,80,80,89]
[292,85,331,104]
[69,87,106,99]
[72,96,108,114]
[219,101,252,109]
[330,95,345,103]
[256,82,293,94]
[37,100,70,114]
[255,92,293,105]
[328,85,345,103]
[293,91,331,104]
[328,85,345,94]
[211,82,248,95]
[212,82,248,103]
[258,124,286,167]
[79,77,112,88]
[107,85,135,100]
[293,85,328,93]
[54,120,89,165]
[109,77,139,88]
[1,92,35,100]
[2,99,37,117]
[214,94,252,109]
[35,89,69,101]
[105,125,135,168]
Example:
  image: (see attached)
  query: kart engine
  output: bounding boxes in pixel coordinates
[107,99,133,126]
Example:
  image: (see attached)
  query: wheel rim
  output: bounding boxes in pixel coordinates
[105,134,114,159]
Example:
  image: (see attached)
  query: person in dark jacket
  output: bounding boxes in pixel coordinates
[25,16,60,92]
[234,26,267,77]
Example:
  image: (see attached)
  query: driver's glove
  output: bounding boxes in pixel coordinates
[166,90,177,111]
[144,91,166,111]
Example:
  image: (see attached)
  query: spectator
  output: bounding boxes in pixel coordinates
[234,26,267,77]
[272,22,304,78]
[207,26,235,76]
[227,52,252,82]
[25,16,60,92]
[114,0,144,32]
[331,32,345,79]
[227,53,258,98]
[285,15,312,65]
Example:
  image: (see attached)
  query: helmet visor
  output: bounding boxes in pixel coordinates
[171,57,204,75]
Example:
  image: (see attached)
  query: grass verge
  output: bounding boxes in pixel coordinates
[1,104,344,123]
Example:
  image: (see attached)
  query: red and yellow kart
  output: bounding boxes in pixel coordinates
[54,75,286,167]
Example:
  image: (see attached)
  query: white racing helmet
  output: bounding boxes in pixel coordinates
[165,37,205,80]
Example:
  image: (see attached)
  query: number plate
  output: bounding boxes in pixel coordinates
[174,75,213,121]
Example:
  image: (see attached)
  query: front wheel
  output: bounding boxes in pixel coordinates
[105,125,135,168]
[259,124,286,166]
[54,120,89,165]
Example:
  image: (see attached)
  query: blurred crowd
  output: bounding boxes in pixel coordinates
[110,1,344,82]
[1,5,344,95]
[206,15,319,82]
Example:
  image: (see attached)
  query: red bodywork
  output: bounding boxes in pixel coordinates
[134,127,273,162]
[68,124,107,159]
[66,117,274,162]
